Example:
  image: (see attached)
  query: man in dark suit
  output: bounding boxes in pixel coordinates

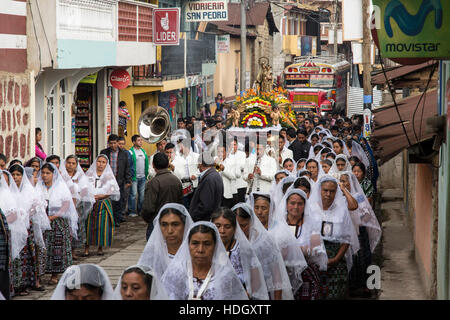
[100,134,131,227]
[289,129,312,162]
[141,152,183,240]
[189,151,224,222]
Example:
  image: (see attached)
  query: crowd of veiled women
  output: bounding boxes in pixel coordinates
[0,112,381,300]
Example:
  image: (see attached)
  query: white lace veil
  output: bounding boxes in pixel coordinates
[161,221,249,300]
[308,175,360,272]
[270,169,290,199]
[11,165,50,249]
[339,171,381,253]
[246,192,308,295]
[332,138,350,157]
[231,203,294,300]
[282,158,297,177]
[274,188,328,271]
[138,203,194,279]
[35,163,79,238]
[329,154,352,178]
[114,265,169,300]
[85,155,120,201]
[350,140,370,169]
[0,171,28,260]
[60,158,96,204]
[305,158,325,184]
[51,264,116,300]
[271,176,296,208]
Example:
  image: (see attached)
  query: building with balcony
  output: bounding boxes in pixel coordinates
[28,0,157,167]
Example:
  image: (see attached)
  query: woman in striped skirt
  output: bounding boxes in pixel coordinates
[84,155,120,256]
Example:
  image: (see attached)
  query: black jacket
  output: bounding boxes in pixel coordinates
[141,169,183,224]
[189,167,224,222]
[289,139,312,162]
[100,147,131,186]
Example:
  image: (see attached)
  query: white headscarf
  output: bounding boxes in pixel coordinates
[331,138,350,157]
[339,171,381,253]
[305,158,325,187]
[85,155,120,201]
[231,203,294,300]
[329,154,352,178]
[0,170,28,260]
[246,192,308,295]
[10,165,50,249]
[51,264,116,300]
[35,163,79,238]
[60,158,96,220]
[350,140,370,169]
[271,176,296,208]
[275,188,328,271]
[161,221,249,300]
[270,169,290,198]
[114,265,169,300]
[138,203,194,280]
[308,175,360,272]
[282,158,297,177]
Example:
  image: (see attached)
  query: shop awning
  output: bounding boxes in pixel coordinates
[370,88,437,165]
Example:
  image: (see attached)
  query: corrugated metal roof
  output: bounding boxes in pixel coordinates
[371,60,437,86]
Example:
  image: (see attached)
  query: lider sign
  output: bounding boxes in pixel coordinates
[373,0,449,59]
[153,8,180,46]
[185,0,228,22]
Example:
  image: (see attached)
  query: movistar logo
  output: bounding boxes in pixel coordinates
[384,0,442,37]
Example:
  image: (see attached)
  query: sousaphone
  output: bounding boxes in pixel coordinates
[138,106,171,144]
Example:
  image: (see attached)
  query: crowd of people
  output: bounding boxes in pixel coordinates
[0,108,382,300]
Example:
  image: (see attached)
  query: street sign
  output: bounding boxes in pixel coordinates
[109,69,130,90]
[372,0,450,59]
[217,34,230,53]
[153,8,180,46]
[185,0,228,22]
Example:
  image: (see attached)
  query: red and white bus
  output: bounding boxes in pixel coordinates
[283,54,350,115]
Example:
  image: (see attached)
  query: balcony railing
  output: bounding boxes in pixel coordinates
[118,0,154,42]
[132,64,161,80]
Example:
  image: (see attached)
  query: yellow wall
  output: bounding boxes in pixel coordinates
[214,37,252,102]
[120,86,161,155]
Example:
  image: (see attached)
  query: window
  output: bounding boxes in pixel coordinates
[47,87,56,156]
[59,79,67,158]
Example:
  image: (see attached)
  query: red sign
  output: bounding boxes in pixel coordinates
[110,69,130,90]
[153,8,180,46]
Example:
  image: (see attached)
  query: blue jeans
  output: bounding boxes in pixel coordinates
[128,177,146,215]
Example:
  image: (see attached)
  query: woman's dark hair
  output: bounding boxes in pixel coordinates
[322,141,332,149]
[352,162,366,176]
[313,145,323,152]
[122,267,152,296]
[282,158,294,167]
[211,207,236,229]
[327,153,336,160]
[8,159,22,169]
[349,156,361,164]
[25,157,41,168]
[65,154,79,165]
[299,170,311,177]
[322,159,333,167]
[282,182,293,194]
[46,155,61,163]
[345,139,353,149]
[8,164,24,175]
[159,207,186,224]
[310,133,319,141]
[320,147,331,155]
[254,194,271,204]
[35,128,41,135]
[233,206,251,220]
[306,159,318,167]
[41,163,55,173]
[188,224,217,244]
[336,157,347,164]
[294,177,311,192]
[333,140,344,148]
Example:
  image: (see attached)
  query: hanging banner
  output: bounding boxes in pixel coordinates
[153,8,180,46]
[216,34,230,53]
[373,0,450,59]
[80,73,98,84]
[185,0,228,22]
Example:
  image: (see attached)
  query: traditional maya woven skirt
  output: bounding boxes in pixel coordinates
[44,217,73,274]
[85,199,115,247]
[12,224,37,291]
[321,240,348,300]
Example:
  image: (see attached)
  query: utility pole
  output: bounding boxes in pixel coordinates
[333,0,338,55]
[240,0,246,93]
[362,0,372,137]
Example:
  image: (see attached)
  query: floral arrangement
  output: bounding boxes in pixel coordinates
[241,110,269,128]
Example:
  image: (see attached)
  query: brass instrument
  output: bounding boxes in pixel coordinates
[215,163,222,172]
[138,106,171,144]
[246,156,262,195]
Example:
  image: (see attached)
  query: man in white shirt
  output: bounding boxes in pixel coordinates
[244,140,277,195]
[216,144,238,208]
[278,135,294,170]
[148,139,167,179]
[229,138,247,204]
[172,138,200,209]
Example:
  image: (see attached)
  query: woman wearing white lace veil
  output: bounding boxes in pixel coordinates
[0,171,28,264]
[60,155,96,259]
[308,175,360,299]
[339,171,381,297]
[275,188,328,299]
[319,129,333,142]
[137,203,194,279]
[296,158,307,172]
[307,133,320,159]
[347,140,370,169]
[246,192,308,299]
[24,157,42,186]
[331,138,350,157]
[272,176,296,207]
[329,154,352,178]
[114,265,169,300]
[161,221,248,300]
[35,162,79,285]
[305,159,325,186]
[231,202,293,300]
[282,158,296,177]
[8,165,50,295]
[84,155,120,257]
[51,263,115,300]
[271,169,289,197]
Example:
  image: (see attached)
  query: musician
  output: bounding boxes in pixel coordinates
[229,138,247,204]
[244,140,277,194]
[147,139,167,179]
[164,143,176,171]
[278,135,293,170]
[172,136,200,209]
[215,145,238,209]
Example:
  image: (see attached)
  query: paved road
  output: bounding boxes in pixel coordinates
[12,216,148,300]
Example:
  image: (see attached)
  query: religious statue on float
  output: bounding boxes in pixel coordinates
[255,57,273,94]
